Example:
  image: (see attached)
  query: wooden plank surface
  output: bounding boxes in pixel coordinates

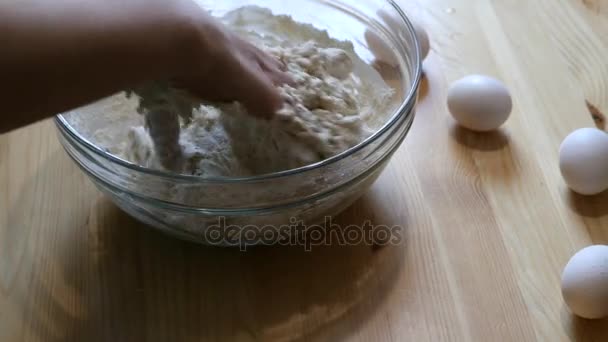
[2,0,608,341]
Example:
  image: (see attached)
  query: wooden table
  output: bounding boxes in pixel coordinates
[2,0,608,341]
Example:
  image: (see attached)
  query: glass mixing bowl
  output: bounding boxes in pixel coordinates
[54,0,422,246]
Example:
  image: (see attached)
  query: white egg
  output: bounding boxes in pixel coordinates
[364,30,398,66]
[561,245,608,319]
[365,10,430,66]
[447,75,512,132]
[412,21,430,60]
[559,128,608,195]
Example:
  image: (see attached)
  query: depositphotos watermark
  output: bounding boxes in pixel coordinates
[202,216,404,251]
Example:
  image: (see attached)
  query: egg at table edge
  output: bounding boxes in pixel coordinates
[559,127,608,196]
[561,245,608,320]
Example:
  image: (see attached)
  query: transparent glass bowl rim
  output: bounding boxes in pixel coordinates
[55,0,423,185]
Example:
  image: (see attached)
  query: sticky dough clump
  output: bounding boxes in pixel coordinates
[124,40,392,177]
[82,6,396,177]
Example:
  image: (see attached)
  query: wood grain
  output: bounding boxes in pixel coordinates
[2,0,608,341]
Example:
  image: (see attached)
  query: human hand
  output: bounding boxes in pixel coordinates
[172,3,292,118]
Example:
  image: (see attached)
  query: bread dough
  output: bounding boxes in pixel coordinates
[86,6,395,177]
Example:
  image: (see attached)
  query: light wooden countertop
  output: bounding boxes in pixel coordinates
[2,0,608,341]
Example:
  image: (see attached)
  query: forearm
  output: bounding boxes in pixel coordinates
[0,0,197,133]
